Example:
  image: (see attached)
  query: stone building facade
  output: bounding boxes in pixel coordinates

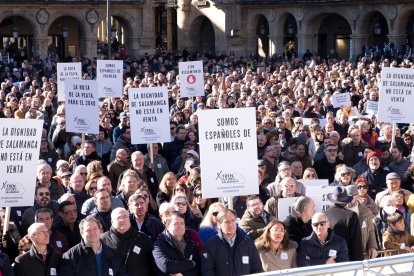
[1,0,413,60]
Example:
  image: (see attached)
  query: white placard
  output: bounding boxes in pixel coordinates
[129,87,170,144]
[199,108,258,198]
[178,61,204,97]
[278,197,299,221]
[350,106,360,117]
[331,92,351,108]
[65,79,99,134]
[366,100,378,115]
[378,67,414,123]
[0,119,43,207]
[318,118,327,128]
[302,118,312,126]
[300,179,329,187]
[97,60,123,98]
[305,186,336,213]
[57,62,82,102]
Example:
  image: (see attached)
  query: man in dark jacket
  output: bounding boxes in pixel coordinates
[14,222,61,276]
[102,208,155,276]
[53,201,82,249]
[313,144,344,183]
[361,151,389,199]
[60,217,127,276]
[153,211,200,276]
[129,194,164,243]
[0,250,13,276]
[325,186,364,261]
[89,189,112,232]
[297,212,349,266]
[163,125,187,167]
[37,163,65,201]
[202,209,263,276]
[70,141,106,174]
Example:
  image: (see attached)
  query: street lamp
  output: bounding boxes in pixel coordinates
[259,23,266,36]
[287,23,294,35]
[374,22,381,35]
[110,25,117,38]
[62,27,69,38]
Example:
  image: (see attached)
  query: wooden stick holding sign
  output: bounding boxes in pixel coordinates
[81,133,86,148]
[392,123,396,147]
[228,196,234,211]
[149,143,154,172]
[2,207,11,235]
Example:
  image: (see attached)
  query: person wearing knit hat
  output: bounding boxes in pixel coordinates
[360,148,389,199]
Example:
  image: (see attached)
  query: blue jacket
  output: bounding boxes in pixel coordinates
[297,230,349,267]
[202,229,263,276]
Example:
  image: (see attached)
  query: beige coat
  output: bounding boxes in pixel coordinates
[357,203,378,255]
[258,240,298,272]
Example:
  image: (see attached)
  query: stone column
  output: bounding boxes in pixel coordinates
[82,37,97,59]
[350,34,368,60]
[296,33,313,58]
[388,34,407,49]
[32,38,49,59]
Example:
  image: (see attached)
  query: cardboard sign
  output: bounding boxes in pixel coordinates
[198,108,258,198]
[57,62,82,101]
[128,87,170,144]
[378,67,414,123]
[278,197,299,221]
[179,61,204,97]
[366,100,378,115]
[300,179,329,187]
[97,60,123,98]
[0,119,43,207]
[305,186,336,213]
[331,92,351,108]
[65,79,99,134]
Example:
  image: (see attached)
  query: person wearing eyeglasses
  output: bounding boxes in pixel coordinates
[355,177,379,216]
[36,163,65,201]
[265,177,301,218]
[21,186,60,236]
[313,144,345,183]
[330,165,355,187]
[344,185,378,259]
[255,220,298,271]
[67,173,90,214]
[325,186,364,261]
[53,201,82,250]
[297,212,348,267]
[171,194,202,231]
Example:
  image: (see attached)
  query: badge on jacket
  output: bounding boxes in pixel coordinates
[242,256,249,264]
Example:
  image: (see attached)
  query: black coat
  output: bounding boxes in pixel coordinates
[325,204,364,261]
[60,240,127,276]
[313,156,344,183]
[101,227,155,276]
[202,229,263,276]
[361,167,389,199]
[284,215,313,245]
[14,245,61,276]
[130,214,165,243]
[297,230,348,266]
[0,251,13,276]
[153,230,200,276]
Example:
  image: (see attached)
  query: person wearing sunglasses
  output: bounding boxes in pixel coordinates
[171,194,202,231]
[355,177,379,216]
[21,186,60,236]
[313,144,345,183]
[331,165,355,187]
[325,186,364,261]
[297,212,349,267]
[190,185,211,218]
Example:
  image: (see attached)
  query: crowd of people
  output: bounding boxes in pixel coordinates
[1,49,414,275]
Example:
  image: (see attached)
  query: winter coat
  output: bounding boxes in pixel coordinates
[284,215,313,245]
[361,167,389,199]
[60,240,127,276]
[14,245,61,276]
[239,210,275,240]
[257,240,298,271]
[0,251,13,276]
[153,229,200,276]
[101,226,155,276]
[325,204,364,261]
[202,229,263,276]
[383,229,414,256]
[342,140,368,168]
[356,203,378,255]
[130,213,165,243]
[297,229,348,266]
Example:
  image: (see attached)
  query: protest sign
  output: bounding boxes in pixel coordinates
[57,62,81,101]
[278,197,299,221]
[305,186,336,213]
[366,100,378,115]
[331,92,351,108]
[0,119,43,207]
[378,67,414,123]
[300,179,329,187]
[178,61,204,97]
[198,108,258,198]
[128,87,170,144]
[65,79,99,134]
[97,60,123,98]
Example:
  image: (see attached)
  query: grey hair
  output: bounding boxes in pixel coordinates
[291,196,313,218]
[334,165,355,182]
